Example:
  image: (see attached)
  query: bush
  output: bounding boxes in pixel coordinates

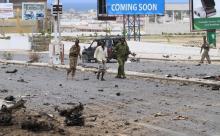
[28,52,40,63]
[2,52,13,60]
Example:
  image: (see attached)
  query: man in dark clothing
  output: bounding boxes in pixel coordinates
[114,38,134,79]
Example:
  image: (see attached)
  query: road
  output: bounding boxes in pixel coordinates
[0,63,220,136]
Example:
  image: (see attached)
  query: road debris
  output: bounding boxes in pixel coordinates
[21,117,54,132]
[203,75,220,81]
[211,85,220,91]
[154,112,169,118]
[116,92,121,96]
[55,103,85,126]
[0,89,8,93]
[173,115,188,120]
[5,69,18,74]
[4,96,15,101]
[166,74,172,78]
[0,105,13,126]
[17,78,28,83]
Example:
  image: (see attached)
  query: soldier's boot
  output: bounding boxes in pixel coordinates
[101,72,105,81]
[97,72,100,80]
[71,68,76,80]
[66,69,71,80]
[206,55,211,64]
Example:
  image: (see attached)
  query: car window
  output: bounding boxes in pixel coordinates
[91,41,98,48]
[106,40,112,48]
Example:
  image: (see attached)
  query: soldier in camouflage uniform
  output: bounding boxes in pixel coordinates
[67,39,81,80]
[114,37,134,79]
[200,36,211,64]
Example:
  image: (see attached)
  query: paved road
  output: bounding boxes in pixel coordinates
[1,52,220,79]
[0,63,220,135]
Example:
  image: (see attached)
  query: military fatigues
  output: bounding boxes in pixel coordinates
[200,43,211,64]
[114,41,130,78]
[67,45,81,78]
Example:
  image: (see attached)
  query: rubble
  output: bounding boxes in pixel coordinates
[5,69,18,74]
[4,96,15,101]
[173,115,188,120]
[21,117,54,132]
[55,103,85,126]
[116,93,121,96]
[17,78,28,83]
[0,89,8,93]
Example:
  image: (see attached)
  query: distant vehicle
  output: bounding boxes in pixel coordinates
[82,36,122,63]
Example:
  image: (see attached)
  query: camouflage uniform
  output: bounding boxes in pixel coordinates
[200,38,211,64]
[67,44,81,78]
[114,41,130,78]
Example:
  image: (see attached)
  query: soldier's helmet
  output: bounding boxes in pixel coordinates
[75,38,80,44]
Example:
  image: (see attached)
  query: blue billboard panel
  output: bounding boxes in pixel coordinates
[106,0,165,15]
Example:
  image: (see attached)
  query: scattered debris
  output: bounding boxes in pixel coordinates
[4,96,15,102]
[173,115,188,120]
[1,66,7,69]
[166,74,172,78]
[162,55,169,58]
[130,58,140,63]
[154,112,169,117]
[116,93,121,96]
[124,121,130,126]
[0,89,8,93]
[43,103,50,106]
[21,117,54,132]
[98,89,104,92]
[17,78,28,83]
[212,85,220,91]
[59,84,63,87]
[6,69,18,74]
[83,78,89,81]
[195,64,201,66]
[203,76,220,81]
[0,105,13,126]
[55,103,85,126]
[115,85,119,88]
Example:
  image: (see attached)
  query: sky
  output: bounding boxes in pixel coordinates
[47,0,189,11]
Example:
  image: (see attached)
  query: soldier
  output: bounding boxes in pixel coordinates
[200,36,211,64]
[114,37,134,79]
[67,39,81,80]
[94,41,108,81]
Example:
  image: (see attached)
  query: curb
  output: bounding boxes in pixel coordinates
[1,59,220,86]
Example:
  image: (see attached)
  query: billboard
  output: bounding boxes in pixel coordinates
[106,0,165,15]
[0,3,14,19]
[22,2,45,20]
[191,0,220,31]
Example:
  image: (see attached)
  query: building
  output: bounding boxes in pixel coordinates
[145,0,190,34]
[0,0,48,33]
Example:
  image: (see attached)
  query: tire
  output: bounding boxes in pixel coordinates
[82,54,89,63]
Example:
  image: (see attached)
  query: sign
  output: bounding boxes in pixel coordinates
[0,3,13,18]
[22,2,45,20]
[106,0,165,15]
[191,0,220,30]
[207,30,216,47]
[52,5,63,15]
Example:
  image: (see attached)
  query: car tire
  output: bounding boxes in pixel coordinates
[82,54,89,63]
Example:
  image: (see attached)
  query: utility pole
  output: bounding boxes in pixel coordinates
[49,0,64,65]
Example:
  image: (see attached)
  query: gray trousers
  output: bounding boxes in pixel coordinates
[200,50,211,64]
